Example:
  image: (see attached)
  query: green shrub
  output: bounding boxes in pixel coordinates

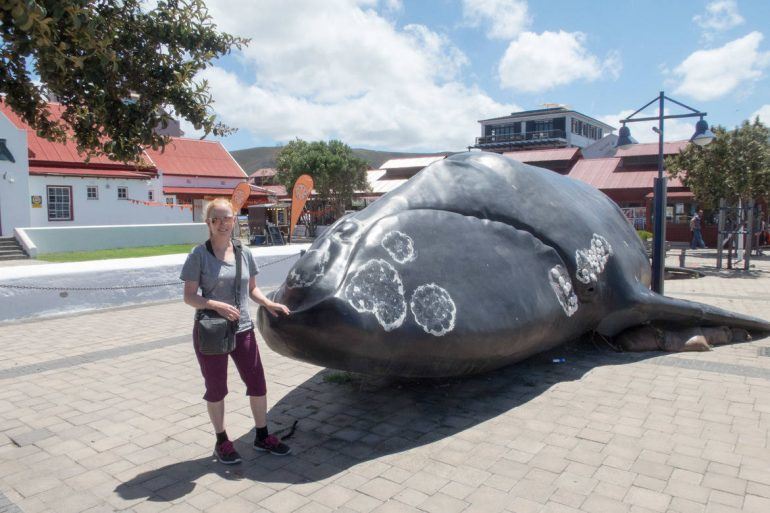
[637,230,653,241]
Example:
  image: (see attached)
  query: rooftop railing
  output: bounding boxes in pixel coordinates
[475,129,567,146]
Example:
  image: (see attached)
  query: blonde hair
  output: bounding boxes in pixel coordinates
[204,198,234,220]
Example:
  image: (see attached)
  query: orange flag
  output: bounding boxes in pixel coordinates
[290,174,314,238]
[230,182,252,212]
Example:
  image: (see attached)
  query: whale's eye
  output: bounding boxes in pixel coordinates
[333,219,361,243]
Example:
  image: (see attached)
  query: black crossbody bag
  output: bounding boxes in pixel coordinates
[195,239,242,355]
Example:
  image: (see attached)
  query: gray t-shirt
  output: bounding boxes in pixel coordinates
[180,242,259,332]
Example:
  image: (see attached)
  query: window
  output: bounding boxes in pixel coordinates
[87,186,98,200]
[117,186,128,200]
[148,190,154,201]
[47,186,73,221]
[165,197,175,205]
[572,119,583,136]
[533,120,553,133]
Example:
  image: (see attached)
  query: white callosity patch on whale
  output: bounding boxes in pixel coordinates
[549,265,579,317]
[286,249,329,289]
[410,284,456,337]
[381,231,417,264]
[575,234,614,284]
[345,259,407,331]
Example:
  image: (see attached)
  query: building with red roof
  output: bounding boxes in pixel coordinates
[0,100,272,233]
[566,140,714,244]
[145,138,272,220]
[503,147,582,174]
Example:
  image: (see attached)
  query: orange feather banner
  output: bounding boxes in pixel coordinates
[230,181,252,212]
[290,174,314,239]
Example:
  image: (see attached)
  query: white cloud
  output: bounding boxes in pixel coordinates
[672,32,770,101]
[751,104,770,124]
[462,0,531,39]
[498,31,621,92]
[693,0,744,33]
[597,109,696,144]
[198,0,516,151]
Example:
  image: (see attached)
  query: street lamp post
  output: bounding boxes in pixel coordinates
[617,91,714,295]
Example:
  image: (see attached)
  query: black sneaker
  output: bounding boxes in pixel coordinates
[214,440,242,464]
[254,434,291,456]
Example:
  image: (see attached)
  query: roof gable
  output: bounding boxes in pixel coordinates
[145,138,247,179]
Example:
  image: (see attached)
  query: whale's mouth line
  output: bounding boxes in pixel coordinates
[276,208,566,321]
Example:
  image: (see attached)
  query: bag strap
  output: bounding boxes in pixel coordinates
[233,239,242,310]
[203,239,243,310]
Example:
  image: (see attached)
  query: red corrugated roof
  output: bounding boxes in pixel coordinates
[250,168,277,178]
[1,101,248,181]
[262,184,288,197]
[568,158,685,189]
[0,100,154,167]
[503,147,581,162]
[614,140,689,157]
[163,186,270,196]
[145,138,247,179]
[29,165,155,179]
[250,184,274,196]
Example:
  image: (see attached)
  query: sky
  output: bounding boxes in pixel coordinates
[183,0,770,153]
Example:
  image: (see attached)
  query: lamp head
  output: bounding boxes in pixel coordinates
[615,124,637,150]
[691,118,715,146]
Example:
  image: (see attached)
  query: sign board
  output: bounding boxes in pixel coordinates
[31,195,42,208]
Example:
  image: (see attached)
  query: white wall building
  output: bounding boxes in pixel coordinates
[474,106,616,153]
[0,111,30,237]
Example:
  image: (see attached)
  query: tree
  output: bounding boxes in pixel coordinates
[667,119,770,208]
[1,0,246,162]
[276,139,370,226]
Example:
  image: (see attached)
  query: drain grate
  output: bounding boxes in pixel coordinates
[759,347,770,357]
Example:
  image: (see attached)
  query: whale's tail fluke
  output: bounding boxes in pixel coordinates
[597,289,770,337]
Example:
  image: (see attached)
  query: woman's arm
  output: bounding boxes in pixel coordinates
[183,280,240,321]
[248,276,290,316]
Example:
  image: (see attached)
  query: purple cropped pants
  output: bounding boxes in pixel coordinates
[193,326,267,402]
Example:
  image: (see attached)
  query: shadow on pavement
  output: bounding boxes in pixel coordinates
[116,340,658,502]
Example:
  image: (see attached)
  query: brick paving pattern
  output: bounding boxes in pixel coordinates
[0,251,769,512]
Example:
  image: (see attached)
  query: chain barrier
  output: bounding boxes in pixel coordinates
[0,252,304,292]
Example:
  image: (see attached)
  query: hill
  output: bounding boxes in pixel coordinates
[230,146,453,174]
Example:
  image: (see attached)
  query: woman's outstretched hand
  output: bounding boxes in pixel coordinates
[263,301,291,317]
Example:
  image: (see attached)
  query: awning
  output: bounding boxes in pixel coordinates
[252,202,292,208]
[644,191,694,199]
[163,186,271,196]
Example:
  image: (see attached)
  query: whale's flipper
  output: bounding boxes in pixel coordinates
[597,289,770,336]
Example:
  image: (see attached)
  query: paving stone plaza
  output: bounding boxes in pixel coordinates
[1,252,770,513]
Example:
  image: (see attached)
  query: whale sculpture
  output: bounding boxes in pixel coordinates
[257,152,770,377]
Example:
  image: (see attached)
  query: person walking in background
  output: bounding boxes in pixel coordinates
[181,198,292,464]
[690,209,707,249]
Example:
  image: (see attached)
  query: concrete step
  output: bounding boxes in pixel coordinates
[0,237,26,257]
[0,249,27,257]
[0,254,28,261]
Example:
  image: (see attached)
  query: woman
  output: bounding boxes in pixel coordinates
[181,198,291,464]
